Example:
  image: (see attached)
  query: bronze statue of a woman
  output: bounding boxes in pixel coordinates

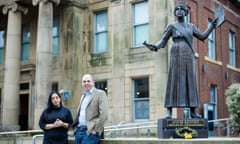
[144,1,219,119]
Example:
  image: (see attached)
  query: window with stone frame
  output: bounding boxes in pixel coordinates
[94,10,108,53]
[133,77,149,120]
[21,23,30,61]
[208,19,216,60]
[52,16,60,56]
[210,84,217,120]
[229,31,236,67]
[132,1,149,47]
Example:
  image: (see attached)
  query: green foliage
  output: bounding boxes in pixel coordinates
[225,83,240,135]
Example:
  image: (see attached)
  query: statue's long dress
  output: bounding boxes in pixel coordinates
[155,22,212,108]
[165,38,199,108]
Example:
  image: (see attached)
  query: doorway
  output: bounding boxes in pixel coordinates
[19,94,29,130]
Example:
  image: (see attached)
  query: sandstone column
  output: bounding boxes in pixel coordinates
[32,0,59,129]
[1,3,28,130]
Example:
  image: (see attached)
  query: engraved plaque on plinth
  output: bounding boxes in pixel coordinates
[157,118,208,138]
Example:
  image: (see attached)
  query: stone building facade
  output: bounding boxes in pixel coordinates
[0,0,239,131]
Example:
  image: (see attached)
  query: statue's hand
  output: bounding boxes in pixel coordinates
[212,17,218,28]
[143,41,158,52]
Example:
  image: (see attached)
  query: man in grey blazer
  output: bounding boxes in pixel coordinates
[72,74,108,144]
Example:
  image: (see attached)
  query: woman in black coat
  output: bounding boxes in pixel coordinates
[39,91,73,144]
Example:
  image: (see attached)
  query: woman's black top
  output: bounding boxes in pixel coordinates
[39,106,73,144]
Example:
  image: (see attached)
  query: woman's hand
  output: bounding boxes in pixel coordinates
[212,17,219,28]
[55,119,69,128]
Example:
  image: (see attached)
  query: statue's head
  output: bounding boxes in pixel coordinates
[174,1,189,17]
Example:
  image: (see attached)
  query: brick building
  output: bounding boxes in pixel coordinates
[0,0,239,132]
[184,0,240,120]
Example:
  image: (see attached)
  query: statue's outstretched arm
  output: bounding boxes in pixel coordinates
[193,15,219,41]
[143,24,172,52]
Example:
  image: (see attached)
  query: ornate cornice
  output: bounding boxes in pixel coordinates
[32,0,60,6]
[2,2,28,15]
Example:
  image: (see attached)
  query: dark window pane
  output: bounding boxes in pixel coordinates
[52,83,58,91]
[95,81,107,94]
[134,78,149,98]
[20,83,29,90]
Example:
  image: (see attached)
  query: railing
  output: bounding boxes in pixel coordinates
[104,118,233,138]
[0,118,233,144]
[104,121,157,138]
[32,134,44,144]
[208,118,232,137]
[0,129,42,144]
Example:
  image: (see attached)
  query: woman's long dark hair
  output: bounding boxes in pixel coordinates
[46,91,62,112]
